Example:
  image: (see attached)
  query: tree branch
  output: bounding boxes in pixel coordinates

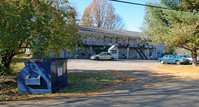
[15,52,26,55]
[178,44,192,51]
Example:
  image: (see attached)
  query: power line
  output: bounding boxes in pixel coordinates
[109,0,191,12]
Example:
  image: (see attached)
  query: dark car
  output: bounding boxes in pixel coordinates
[158,55,189,65]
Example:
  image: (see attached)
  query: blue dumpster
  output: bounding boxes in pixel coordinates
[17,58,68,94]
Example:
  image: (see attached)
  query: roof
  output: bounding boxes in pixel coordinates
[108,45,119,51]
[79,26,145,38]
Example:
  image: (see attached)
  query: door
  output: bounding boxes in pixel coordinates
[167,55,175,63]
[106,53,112,59]
[99,53,106,59]
[111,50,118,58]
[163,55,169,63]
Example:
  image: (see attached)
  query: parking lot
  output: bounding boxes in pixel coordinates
[68,59,199,82]
[68,59,161,72]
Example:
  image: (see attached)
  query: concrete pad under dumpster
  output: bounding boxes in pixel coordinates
[17,58,68,94]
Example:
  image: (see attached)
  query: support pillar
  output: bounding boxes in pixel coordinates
[90,46,93,55]
[153,48,156,59]
[127,47,129,59]
[117,50,119,59]
[147,48,149,59]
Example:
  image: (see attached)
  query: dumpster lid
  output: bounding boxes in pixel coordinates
[25,58,67,63]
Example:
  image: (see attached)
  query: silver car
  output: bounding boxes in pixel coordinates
[179,55,192,64]
[90,52,114,60]
[180,55,199,64]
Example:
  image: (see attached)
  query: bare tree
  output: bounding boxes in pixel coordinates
[105,14,125,30]
[81,0,125,29]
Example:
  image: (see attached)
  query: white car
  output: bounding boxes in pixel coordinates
[90,52,114,60]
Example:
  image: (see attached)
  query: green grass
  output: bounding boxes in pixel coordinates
[11,62,25,75]
[0,62,124,101]
[58,72,121,93]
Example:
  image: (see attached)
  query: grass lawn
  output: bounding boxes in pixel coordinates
[0,62,133,101]
[11,62,25,75]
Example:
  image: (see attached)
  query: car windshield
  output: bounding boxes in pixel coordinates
[98,52,106,55]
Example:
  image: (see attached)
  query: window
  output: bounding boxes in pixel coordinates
[164,55,168,59]
[112,50,117,54]
[115,37,118,43]
[107,53,111,56]
[169,55,174,58]
[109,37,112,43]
[101,53,106,56]
[104,36,106,42]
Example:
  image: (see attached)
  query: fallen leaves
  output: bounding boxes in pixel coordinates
[0,71,130,102]
[150,65,199,80]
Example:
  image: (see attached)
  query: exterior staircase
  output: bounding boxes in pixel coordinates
[135,48,148,60]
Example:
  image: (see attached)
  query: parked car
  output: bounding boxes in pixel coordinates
[179,55,192,64]
[90,52,114,60]
[195,56,199,63]
[198,56,199,62]
[158,55,189,65]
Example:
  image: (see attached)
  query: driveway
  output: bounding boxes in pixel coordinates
[2,59,199,107]
[68,59,160,72]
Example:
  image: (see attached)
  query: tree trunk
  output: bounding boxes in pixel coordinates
[191,48,198,66]
[1,51,14,75]
[2,55,12,69]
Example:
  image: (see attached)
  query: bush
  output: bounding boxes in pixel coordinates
[94,47,109,54]
[163,46,176,55]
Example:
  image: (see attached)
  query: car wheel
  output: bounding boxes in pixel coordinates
[160,60,164,64]
[176,61,180,65]
[96,57,99,60]
[110,57,114,61]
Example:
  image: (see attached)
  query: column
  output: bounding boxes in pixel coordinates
[90,46,93,55]
[127,47,129,59]
[117,50,119,59]
[147,48,149,59]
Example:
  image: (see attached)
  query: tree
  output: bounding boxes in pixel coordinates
[81,6,94,27]
[81,0,125,29]
[143,0,199,66]
[0,0,79,75]
[105,14,125,30]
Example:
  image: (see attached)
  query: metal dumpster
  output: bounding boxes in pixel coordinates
[17,58,68,94]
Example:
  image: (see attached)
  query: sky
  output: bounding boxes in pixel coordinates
[69,0,157,32]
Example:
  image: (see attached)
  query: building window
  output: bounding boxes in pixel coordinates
[110,37,112,43]
[106,36,109,42]
[115,37,118,43]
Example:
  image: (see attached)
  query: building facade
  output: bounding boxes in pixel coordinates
[61,26,164,59]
